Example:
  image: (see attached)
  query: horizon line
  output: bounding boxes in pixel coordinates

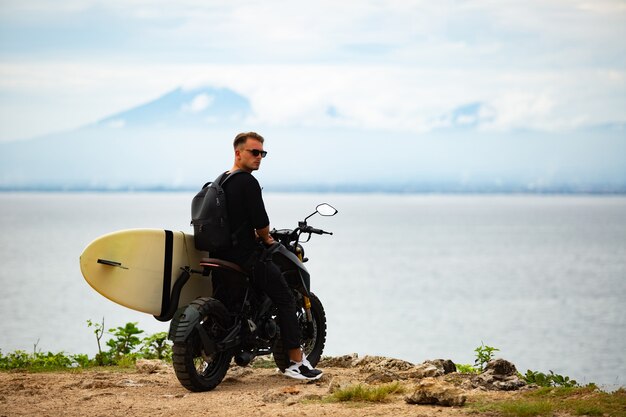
[1,184,625,195]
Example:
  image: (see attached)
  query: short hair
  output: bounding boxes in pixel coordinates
[233,132,264,149]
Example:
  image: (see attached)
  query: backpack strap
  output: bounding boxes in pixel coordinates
[218,169,243,186]
[201,170,237,190]
[218,170,248,246]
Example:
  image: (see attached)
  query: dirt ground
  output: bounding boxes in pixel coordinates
[0,361,512,417]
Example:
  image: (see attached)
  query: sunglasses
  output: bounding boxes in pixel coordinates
[245,149,268,158]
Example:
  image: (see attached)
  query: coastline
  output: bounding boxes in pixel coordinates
[1,356,624,417]
[0,360,509,417]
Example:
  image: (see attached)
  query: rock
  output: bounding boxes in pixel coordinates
[472,358,526,391]
[485,358,516,375]
[351,356,459,380]
[354,356,416,372]
[327,377,360,394]
[424,359,457,374]
[319,354,359,368]
[135,359,170,374]
[365,370,401,384]
[403,359,456,379]
[406,363,444,379]
[405,378,467,407]
[321,355,458,382]
[459,379,475,391]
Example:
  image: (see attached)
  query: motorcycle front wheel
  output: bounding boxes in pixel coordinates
[172,297,232,392]
[274,291,327,371]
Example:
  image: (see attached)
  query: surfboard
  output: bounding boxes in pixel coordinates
[79,229,212,317]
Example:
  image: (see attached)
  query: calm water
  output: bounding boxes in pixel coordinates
[0,193,625,387]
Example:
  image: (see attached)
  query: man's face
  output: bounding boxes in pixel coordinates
[236,138,265,172]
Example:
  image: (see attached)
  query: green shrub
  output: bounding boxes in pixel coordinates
[71,353,91,368]
[139,332,172,361]
[106,322,144,359]
[1,320,172,370]
[116,353,140,368]
[523,369,578,387]
[456,363,480,373]
[474,342,499,371]
[0,350,79,371]
[0,350,31,369]
[328,382,405,403]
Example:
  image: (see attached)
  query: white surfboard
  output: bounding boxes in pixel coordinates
[79,229,212,317]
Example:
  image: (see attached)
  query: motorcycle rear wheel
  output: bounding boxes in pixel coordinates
[172,297,232,392]
[274,292,327,371]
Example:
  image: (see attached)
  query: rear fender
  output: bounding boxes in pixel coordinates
[168,301,236,354]
[168,305,201,343]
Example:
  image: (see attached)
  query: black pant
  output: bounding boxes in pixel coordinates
[213,248,302,351]
[252,257,301,350]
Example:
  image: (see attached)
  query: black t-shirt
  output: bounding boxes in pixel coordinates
[216,171,269,263]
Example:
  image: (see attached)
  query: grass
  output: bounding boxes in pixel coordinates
[326,382,406,403]
[468,386,626,417]
[471,399,553,417]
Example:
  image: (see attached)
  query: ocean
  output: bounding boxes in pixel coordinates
[0,192,624,388]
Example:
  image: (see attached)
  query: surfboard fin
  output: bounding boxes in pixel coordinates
[97,258,129,270]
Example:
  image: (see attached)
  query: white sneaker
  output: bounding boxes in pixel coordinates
[283,358,323,381]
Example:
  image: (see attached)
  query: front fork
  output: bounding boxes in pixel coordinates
[297,249,315,329]
[303,295,313,322]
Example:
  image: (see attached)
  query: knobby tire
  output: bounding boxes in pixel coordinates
[172,297,232,392]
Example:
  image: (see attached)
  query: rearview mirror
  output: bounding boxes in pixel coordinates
[316,203,338,217]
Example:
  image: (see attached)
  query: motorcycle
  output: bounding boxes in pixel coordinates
[167,203,338,392]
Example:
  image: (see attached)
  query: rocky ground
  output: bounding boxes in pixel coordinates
[0,355,530,417]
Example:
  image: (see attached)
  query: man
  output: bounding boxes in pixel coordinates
[214,132,323,381]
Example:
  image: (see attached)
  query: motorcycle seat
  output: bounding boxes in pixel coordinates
[200,258,248,277]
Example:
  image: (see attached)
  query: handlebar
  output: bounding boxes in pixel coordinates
[270,225,333,247]
[301,226,333,236]
[270,204,337,249]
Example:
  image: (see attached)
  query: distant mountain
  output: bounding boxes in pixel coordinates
[0,86,254,190]
[1,85,625,193]
[96,87,252,129]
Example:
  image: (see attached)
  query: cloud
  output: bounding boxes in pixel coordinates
[1,62,625,141]
[182,93,214,114]
[4,1,623,66]
[0,1,624,140]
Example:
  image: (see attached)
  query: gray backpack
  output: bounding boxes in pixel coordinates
[190,171,243,252]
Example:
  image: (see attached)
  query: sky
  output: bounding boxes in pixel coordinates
[0,0,625,142]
